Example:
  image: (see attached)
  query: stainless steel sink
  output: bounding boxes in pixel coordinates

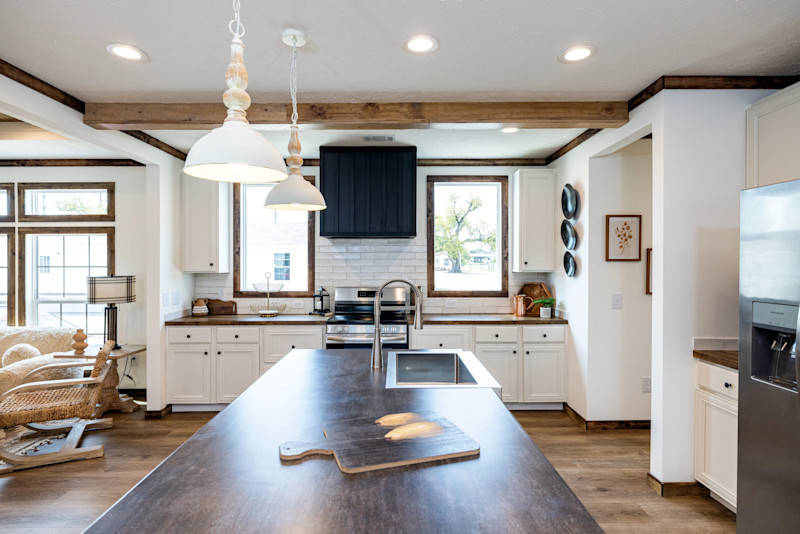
[386,349,501,397]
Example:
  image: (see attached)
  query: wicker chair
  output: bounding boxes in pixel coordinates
[0,340,116,474]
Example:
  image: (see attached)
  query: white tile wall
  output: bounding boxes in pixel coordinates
[195,233,552,314]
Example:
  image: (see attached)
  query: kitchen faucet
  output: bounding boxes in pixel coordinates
[371,279,423,369]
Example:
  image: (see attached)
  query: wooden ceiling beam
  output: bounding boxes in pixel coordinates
[83,101,630,130]
[0,159,143,167]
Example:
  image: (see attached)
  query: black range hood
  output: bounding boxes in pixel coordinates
[319,146,416,238]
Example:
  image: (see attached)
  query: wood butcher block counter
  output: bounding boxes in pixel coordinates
[88,349,598,533]
[692,349,738,371]
[165,313,568,326]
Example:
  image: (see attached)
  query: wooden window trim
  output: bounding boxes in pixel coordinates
[18,182,115,222]
[427,175,509,298]
[232,181,316,298]
[0,228,16,326]
[0,184,15,223]
[17,227,115,326]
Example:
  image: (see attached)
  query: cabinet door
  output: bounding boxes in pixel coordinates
[182,176,230,273]
[411,327,472,350]
[216,345,259,403]
[522,344,565,402]
[167,346,212,403]
[263,326,325,363]
[474,344,519,402]
[694,390,738,508]
[512,169,555,272]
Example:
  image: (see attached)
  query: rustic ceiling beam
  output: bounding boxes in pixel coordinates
[0,58,85,114]
[83,101,630,130]
[0,159,144,167]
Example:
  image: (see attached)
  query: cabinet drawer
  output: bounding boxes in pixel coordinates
[216,326,259,344]
[474,326,518,343]
[266,332,323,362]
[696,360,738,402]
[522,326,565,343]
[168,327,212,344]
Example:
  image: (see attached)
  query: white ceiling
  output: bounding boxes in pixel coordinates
[0,118,123,159]
[1,0,798,159]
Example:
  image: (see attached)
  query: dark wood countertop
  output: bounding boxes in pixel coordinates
[693,349,739,371]
[166,314,568,326]
[88,349,599,533]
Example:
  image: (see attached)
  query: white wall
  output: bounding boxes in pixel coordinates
[195,166,553,314]
[587,140,653,421]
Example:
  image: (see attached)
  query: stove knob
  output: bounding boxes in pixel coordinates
[336,326,345,333]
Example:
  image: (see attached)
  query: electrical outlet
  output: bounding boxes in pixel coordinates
[131,356,139,367]
[612,293,623,309]
[292,300,305,309]
[445,299,457,309]
[642,377,651,393]
[162,292,170,307]
[171,291,179,305]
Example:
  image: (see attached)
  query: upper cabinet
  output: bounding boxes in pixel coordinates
[511,169,555,272]
[319,146,417,238]
[182,175,231,273]
[747,82,800,188]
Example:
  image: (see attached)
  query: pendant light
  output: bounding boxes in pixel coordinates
[264,30,327,211]
[184,0,287,183]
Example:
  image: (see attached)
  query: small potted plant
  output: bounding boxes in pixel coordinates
[533,298,555,318]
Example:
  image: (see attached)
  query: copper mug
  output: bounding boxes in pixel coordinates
[512,295,534,317]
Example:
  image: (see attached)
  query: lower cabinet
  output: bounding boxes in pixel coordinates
[216,345,259,403]
[167,346,212,403]
[522,344,566,403]
[473,343,519,402]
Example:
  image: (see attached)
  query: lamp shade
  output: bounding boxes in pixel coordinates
[87,275,136,304]
[184,121,289,183]
[264,174,327,211]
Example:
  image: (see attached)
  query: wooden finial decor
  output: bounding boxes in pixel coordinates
[72,329,88,355]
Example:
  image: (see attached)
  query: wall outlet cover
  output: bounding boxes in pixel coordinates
[642,376,652,393]
[171,291,179,305]
[292,300,305,309]
[162,292,170,307]
[131,356,139,367]
[445,299,457,309]
[612,293,623,309]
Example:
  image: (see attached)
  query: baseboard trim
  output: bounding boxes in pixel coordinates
[647,472,709,497]
[563,404,651,430]
[145,404,173,420]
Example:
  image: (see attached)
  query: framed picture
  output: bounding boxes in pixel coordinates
[605,215,641,261]
[645,248,653,294]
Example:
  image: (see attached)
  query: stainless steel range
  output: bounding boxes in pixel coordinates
[326,287,410,349]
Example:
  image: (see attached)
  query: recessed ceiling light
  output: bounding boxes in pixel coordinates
[106,43,149,62]
[501,127,519,134]
[403,34,439,54]
[558,45,596,63]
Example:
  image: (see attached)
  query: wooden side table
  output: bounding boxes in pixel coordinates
[53,344,145,418]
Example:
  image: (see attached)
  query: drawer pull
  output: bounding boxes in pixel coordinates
[186,334,191,339]
[217,351,221,355]
[724,382,732,388]
[204,351,208,355]
[439,343,443,347]
[513,350,517,354]
[526,351,530,355]
[291,345,296,349]
[495,334,499,338]
[235,334,239,339]
[543,334,547,338]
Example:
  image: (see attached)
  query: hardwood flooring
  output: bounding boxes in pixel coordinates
[0,409,735,533]
[514,410,736,533]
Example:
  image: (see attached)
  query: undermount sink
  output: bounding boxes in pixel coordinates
[385,349,501,397]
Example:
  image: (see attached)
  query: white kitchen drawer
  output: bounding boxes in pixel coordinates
[474,326,518,343]
[265,331,324,362]
[696,360,738,402]
[522,326,565,343]
[216,326,259,344]
[168,327,212,344]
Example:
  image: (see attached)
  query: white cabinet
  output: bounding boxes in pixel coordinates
[216,345,259,403]
[262,326,325,374]
[182,175,230,273]
[747,83,800,188]
[522,344,566,402]
[167,346,212,403]
[411,326,472,350]
[512,169,556,272]
[474,343,519,402]
[694,360,738,510]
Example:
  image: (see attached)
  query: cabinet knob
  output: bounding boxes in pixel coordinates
[543,334,547,338]
[439,343,443,347]
[524,261,528,265]
[495,334,499,338]
[210,263,214,266]
[526,351,530,355]
[217,351,221,355]
[204,351,208,355]
[513,350,517,354]
[186,334,191,339]
[291,345,296,349]
[724,382,732,388]
[235,334,239,339]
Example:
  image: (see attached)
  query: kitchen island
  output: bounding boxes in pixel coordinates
[87,349,600,533]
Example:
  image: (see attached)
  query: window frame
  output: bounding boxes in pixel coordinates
[232,181,316,298]
[18,182,115,222]
[426,175,509,298]
[0,184,15,223]
[0,228,16,326]
[18,226,115,326]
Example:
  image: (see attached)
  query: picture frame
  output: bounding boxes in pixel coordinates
[645,248,653,295]
[605,215,641,261]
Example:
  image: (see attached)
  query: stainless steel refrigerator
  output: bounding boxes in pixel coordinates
[739,179,800,533]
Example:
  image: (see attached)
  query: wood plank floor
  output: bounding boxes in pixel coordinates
[514,410,736,533]
[0,409,736,533]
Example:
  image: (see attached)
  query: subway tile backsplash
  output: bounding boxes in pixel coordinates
[195,235,552,315]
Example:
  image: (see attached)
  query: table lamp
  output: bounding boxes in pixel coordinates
[87,275,135,349]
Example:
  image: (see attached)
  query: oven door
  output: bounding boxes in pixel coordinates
[326,334,408,350]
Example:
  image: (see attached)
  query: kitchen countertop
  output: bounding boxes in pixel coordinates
[87,349,599,533]
[693,349,739,371]
[165,313,568,326]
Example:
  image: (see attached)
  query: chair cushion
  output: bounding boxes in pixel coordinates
[0,387,93,427]
[0,356,83,396]
[1,343,42,367]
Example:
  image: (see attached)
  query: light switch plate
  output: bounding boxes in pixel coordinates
[162,292,170,307]
[171,291,179,305]
[292,300,305,309]
[612,294,623,309]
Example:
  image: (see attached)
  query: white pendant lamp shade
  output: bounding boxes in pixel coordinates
[184,121,288,183]
[264,173,327,211]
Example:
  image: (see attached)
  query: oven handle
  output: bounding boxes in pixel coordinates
[326,335,406,342]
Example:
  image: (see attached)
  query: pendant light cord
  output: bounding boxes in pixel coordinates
[290,38,299,126]
[229,0,245,38]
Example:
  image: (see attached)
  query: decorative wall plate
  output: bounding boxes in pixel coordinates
[561,220,577,250]
[562,184,580,219]
[564,252,577,277]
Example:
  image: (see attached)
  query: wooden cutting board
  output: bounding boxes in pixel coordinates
[279,410,479,474]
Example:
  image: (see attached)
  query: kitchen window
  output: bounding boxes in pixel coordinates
[426,176,508,297]
[233,182,315,298]
[19,227,114,340]
[18,182,115,222]
[0,184,14,222]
